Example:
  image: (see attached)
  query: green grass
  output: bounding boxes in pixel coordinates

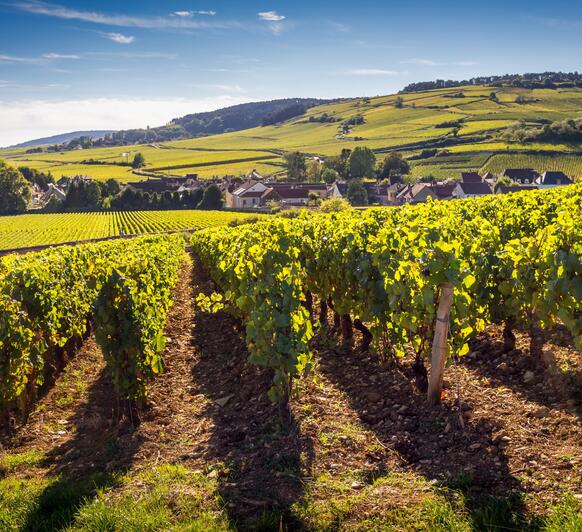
[1,448,580,531]
[0,461,230,531]
[3,84,582,181]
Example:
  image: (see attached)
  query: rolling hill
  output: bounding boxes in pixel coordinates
[3,84,582,182]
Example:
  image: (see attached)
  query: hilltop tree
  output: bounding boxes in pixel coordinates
[378,152,410,179]
[198,184,224,210]
[0,162,31,214]
[132,153,146,169]
[284,152,307,181]
[394,96,405,108]
[348,146,376,179]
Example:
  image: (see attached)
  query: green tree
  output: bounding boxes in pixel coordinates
[348,146,376,179]
[378,152,410,179]
[132,153,146,169]
[307,159,324,182]
[322,168,339,184]
[198,184,224,210]
[284,152,307,181]
[64,179,102,209]
[0,162,31,214]
[103,178,121,197]
[346,180,368,205]
[394,96,404,108]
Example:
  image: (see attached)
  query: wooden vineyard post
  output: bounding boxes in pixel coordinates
[427,283,454,405]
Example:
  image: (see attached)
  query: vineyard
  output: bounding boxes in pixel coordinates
[0,186,581,529]
[4,85,582,181]
[192,184,582,410]
[0,209,262,251]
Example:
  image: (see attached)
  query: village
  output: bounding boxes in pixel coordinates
[32,165,574,212]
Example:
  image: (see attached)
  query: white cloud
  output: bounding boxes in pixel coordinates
[172,10,216,17]
[0,54,43,64]
[103,32,135,44]
[340,69,399,76]
[0,95,253,147]
[42,52,80,59]
[12,1,235,29]
[400,58,479,67]
[258,11,285,22]
[400,58,441,66]
[87,51,176,60]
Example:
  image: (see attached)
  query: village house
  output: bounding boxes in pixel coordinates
[535,171,573,188]
[225,180,269,208]
[502,168,539,185]
[452,181,493,198]
[460,172,484,184]
[396,183,437,204]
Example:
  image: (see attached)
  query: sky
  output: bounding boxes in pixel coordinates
[1,0,582,146]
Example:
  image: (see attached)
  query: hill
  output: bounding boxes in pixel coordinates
[3,83,582,182]
[8,130,115,149]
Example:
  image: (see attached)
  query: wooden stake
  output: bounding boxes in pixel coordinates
[427,283,454,405]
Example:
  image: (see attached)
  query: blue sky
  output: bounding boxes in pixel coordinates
[1,0,581,145]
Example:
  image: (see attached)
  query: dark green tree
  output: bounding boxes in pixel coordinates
[378,152,410,179]
[284,152,307,181]
[198,184,224,210]
[132,153,146,169]
[322,168,339,184]
[0,162,31,214]
[348,146,376,179]
[346,180,368,206]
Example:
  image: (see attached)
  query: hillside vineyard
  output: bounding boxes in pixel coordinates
[192,185,581,410]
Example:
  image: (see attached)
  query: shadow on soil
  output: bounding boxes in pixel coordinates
[189,257,313,530]
[466,326,582,421]
[314,328,542,531]
[21,367,143,531]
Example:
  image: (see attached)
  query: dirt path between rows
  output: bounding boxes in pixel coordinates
[4,254,582,528]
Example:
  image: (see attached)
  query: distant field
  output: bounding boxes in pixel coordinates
[2,85,582,181]
[0,210,263,251]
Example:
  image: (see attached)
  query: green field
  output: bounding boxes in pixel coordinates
[0,210,262,251]
[3,85,582,181]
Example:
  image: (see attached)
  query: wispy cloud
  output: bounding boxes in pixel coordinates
[258,11,285,22]
[102,32,135,44]
[257,10,287,34]
[0,53,44,64]
[189,83,246,93]
[400,58,441,66]
[328,20,350,33]
[11,1,237,29]
[172,10,216,17]
[400,58,479,67]
[87,51,177,60]
[339,68,399,76]
[42,52,80,59]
